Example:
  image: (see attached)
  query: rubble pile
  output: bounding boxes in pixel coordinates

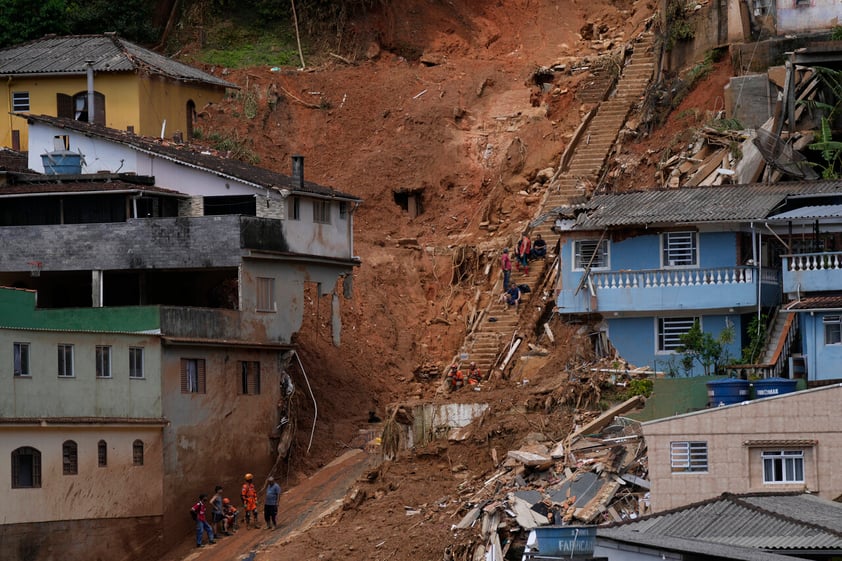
[442,396,649,560]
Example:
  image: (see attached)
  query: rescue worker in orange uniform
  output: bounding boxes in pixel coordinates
[241,473,260,529]
[467,362,482,385]
[446,364,464,392]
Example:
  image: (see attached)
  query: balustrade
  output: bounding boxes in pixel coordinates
[590,266,772,290]
[786,252,842,272]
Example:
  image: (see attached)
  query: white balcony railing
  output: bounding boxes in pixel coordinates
[590,266,774,290]
[786,251,842,272]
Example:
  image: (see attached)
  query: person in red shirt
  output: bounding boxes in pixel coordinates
[501,248,512,291]
[191,494,216,547]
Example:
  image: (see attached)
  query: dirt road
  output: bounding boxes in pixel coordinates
[159,449,376,561]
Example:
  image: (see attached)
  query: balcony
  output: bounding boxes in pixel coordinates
[783,252,842,295]
[558,266,780,314]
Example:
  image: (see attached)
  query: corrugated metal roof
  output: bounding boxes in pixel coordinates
[768,204,842,220]
[572,182,842,229]
[25,114,361,201]
[604,493,842,551]
[0,34,236,88]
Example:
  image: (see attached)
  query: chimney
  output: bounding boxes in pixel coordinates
[291,155,304,188]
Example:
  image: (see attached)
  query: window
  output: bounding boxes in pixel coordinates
[129,347,145,379]
[824,316,841,345]
[339,201,348,220]
[98,440,107,467]
[11,447,41,488]
[62,440,78,475]
[12,91,30,112]
[132,440,144,466]
[762,450,804,483]
[56,91,106,124]
[14,342,30,377]
[96,346,112,378]
[256,277,276,312]
[573,239,609,270]
[288,197,300,220]
[313,200,331,224]
[658,317,698,352]
[181,358,206,393]
[240,361,261,395]
[58,344,74,377]
[663,231,698,267]
[670,441,708,472]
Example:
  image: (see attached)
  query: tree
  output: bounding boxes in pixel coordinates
[677,320,734,376]
[0,0,70,48]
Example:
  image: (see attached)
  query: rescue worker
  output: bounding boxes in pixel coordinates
[446,364,464,392]
[467,362,482,385]
[241,473,260,529]
[222,498,239,533]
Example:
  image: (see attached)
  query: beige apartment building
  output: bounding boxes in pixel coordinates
[642,384,842,512]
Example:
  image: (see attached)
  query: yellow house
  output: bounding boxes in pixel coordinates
[0,33,237,151]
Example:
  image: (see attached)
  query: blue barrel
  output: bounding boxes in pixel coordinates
[707,378,751,407]
[41,151,83,175]
[753,377,798,399]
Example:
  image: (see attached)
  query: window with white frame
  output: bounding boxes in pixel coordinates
[313,200,331,224]
[12,91,30,112]
[129,347,144,379]
[14,342,30,377]
[762,450,804,483]
[670,441,708,472]
[573,239,609,270]
[96,345,112,378]
[658,317,698,352]
[256,277,276,312]
[662,231,698,267]
[824,316,841,345]
[58,344,74,377]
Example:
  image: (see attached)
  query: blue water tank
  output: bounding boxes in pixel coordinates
[707,378,751,407]
[41,151,83,175]
[753,377,798,399]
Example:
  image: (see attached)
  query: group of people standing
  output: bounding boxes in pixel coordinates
[191,473,283,548]
[501,231,547,292]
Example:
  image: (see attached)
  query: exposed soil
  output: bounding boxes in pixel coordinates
[160,0,728,559]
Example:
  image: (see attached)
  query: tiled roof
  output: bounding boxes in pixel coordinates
[785,295,842,311]
[0,34,236,89]
[25,114,361,201]
[604,493,842,551]
[571,181,842,229]
[0,148,29,172]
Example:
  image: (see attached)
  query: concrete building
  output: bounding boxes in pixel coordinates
[0,34,236,151]
[642,384,842,512]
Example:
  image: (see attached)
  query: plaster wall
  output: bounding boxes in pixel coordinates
[137,75,226,140]
[777,0,841,34]
[159,344,283,547]
[0,425,164,523]
[799,312,842,382]
[2,73,141,149]
[642,385,842,511]
[0,329,161,417]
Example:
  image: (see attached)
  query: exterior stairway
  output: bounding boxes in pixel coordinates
[452,32,656,383]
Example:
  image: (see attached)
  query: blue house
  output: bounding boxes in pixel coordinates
[555,181,842,380]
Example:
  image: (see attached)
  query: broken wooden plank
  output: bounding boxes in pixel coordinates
[567,395,645,443]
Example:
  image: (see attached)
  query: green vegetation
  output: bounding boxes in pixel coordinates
[741,313,768,365]
[799,66,842,179]
[201,35,301,68]
[0,0,159,48]
[663,0,696,51]
[677,320,734,376]
[832,26,842,40]
[625,378,654,398]
[205,131,260,164]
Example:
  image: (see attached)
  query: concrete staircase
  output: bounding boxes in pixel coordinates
[455,33,656,381]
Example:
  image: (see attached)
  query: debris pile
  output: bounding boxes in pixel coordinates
[443,396,650,560]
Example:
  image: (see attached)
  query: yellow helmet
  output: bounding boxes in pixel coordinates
[244,473,253,481]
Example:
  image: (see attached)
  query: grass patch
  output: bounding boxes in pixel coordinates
[202,35,301,68]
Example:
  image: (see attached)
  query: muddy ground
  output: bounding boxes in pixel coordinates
[159,0,732,559]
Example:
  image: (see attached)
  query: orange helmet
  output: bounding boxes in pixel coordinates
[244,473,253,481]
[223,498,230,504]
